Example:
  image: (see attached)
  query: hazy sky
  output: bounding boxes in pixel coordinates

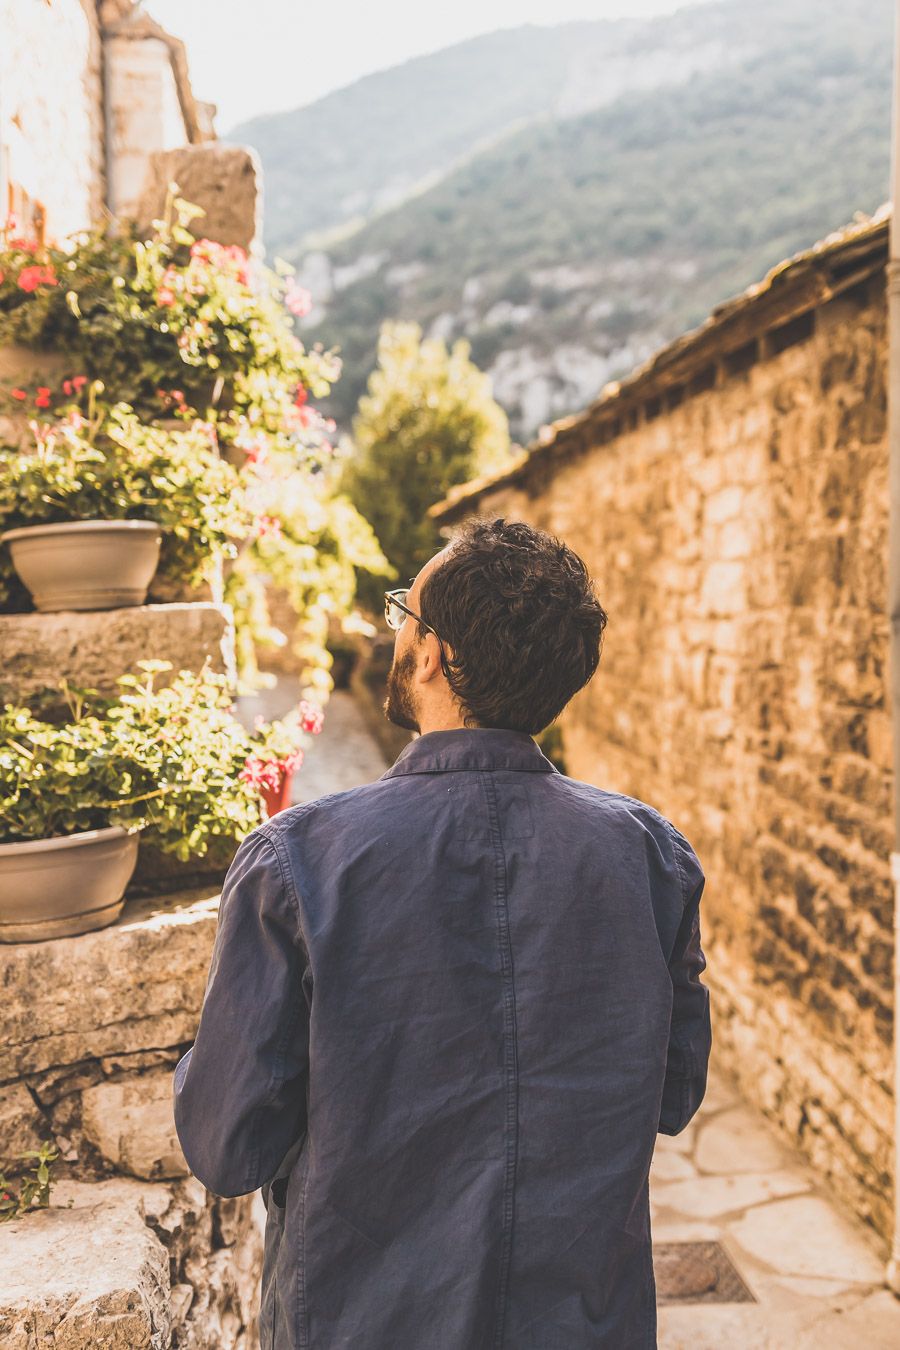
[147,0,707,131]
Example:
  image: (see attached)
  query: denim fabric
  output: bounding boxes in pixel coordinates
[174,728,711,1349]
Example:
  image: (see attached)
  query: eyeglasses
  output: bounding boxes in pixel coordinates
[384,588,453,679]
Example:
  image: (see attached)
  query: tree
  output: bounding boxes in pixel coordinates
[344,321,511,607]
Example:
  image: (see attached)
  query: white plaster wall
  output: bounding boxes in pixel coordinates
[0,0,104,240]
[104,34,187,217]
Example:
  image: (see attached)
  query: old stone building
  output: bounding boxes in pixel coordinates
[432,210,895,1247]
[0,0,215,242]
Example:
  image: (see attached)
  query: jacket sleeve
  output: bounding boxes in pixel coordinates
[657,823,712,1136]
[173,828,310,1196]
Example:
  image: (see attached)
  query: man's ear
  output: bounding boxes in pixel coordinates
[416,632,445,684]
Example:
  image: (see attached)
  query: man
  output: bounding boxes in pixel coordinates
[174,517,711,1349]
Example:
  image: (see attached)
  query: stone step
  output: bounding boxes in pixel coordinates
[0,887,221,1198]
[0,886,220,1083]
[0,601,235,706]
[0,1178,262,1349]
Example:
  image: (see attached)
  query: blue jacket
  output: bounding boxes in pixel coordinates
[174,727,711,1349]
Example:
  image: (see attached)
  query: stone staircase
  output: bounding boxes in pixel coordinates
[0,601,263,1348]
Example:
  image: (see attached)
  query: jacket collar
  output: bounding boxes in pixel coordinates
[381,727,559,779]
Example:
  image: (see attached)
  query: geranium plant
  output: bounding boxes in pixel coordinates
[1,662,326,855]
[0,198,387,686]
[0,383,250,610]
[240,698,325,813]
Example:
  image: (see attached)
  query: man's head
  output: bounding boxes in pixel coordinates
[384,517,608,736]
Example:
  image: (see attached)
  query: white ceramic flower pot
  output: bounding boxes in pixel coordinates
[0,826,140,943]
[0,519,162,611]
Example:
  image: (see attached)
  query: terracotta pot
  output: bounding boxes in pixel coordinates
[0,520,162,612]
[261,763,294,818]
[0,826,140,943]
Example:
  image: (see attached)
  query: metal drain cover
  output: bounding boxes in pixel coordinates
[654,1241,756,1304]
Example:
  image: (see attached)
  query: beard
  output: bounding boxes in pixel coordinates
[384,644,420,732]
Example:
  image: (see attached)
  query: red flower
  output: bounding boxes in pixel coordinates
[62,380,72,396]
[0,270,4,285]
[293,384,308,408]
[297,700,324,735]
[17,264,57,292]
[10,388,27,401]
[34,387,51,408]
[244,438,267,467]
[72,375,88,390]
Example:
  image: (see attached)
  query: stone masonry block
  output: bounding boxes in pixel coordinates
[134,143,262,251]
[0,1176,263,1349]
[81,1069,189,1181]
[0,1082,48,1165]
[0,888,220,1081]
[0,1179,171,1348]
[0,602,235,705]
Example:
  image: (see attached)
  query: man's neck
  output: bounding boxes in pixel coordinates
[416,710,475,735]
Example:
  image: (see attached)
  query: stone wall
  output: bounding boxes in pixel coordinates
[443,270,894,1246]
[0,888,263,1347]
[0,0,105,239]
[0,2,218,244]
[0,599,263,1344]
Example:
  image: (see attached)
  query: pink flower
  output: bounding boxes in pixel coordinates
[72,376,88,390]
[239,755,275,791]
[240,754,295,792]
[17,264,57,292]
[62,380,73,395]
[293,384,308,409]
[255,514,283,541]
[10,388,27,401]
[194,420,218,447]
[157,287,176,307]
[285,283,312,318]
[297,700,324,735]
[226,244,249,285]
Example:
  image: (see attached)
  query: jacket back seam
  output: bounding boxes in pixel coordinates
[480,770,520,1350]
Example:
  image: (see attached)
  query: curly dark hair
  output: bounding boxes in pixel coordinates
[418,517,608,733]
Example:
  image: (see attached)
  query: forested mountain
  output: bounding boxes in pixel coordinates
[231,0,892,440]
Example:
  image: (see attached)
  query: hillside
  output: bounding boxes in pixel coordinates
[229,13,743,253]
[235,0,893,440]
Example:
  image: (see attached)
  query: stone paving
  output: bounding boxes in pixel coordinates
[653,1070,900,1346]
[240,681,900,1342]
